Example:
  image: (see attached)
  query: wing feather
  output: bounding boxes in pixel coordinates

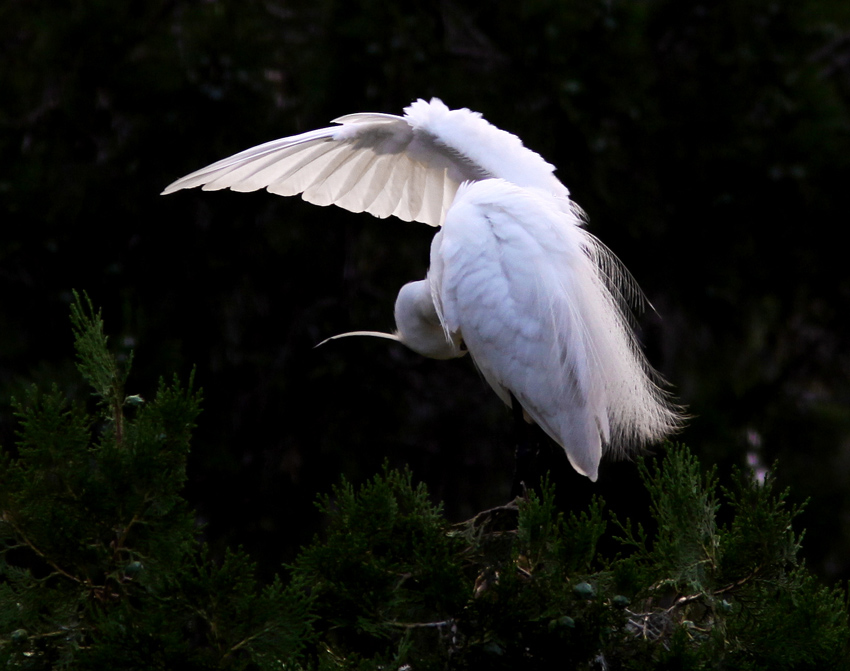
[300,144,377,205]
[357,153,409,219]
[220,142,339,194]
[162,98,569,227]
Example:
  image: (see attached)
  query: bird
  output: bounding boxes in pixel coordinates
[162,97,682,482]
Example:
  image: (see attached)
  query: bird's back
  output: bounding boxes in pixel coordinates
[431,180,679,481]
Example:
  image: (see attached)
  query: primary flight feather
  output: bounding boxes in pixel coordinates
[163,97,681,481]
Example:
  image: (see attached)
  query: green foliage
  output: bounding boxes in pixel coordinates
[2,296,848,668]
[0,294,312,669]
[607,447,849,670]
[294,449,849,670]
[291,466,468,666]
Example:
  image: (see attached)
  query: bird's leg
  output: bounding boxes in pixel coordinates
[510,392,537,499]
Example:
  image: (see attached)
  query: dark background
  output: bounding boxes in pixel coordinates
[3,0,849,584]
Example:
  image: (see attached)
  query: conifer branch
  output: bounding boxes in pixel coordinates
[3,514,84,585]
[223,626,274,658]
[69,290,130,447]
[388,620,454,629]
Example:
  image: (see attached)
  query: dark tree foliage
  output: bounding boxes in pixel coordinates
[1,301,847,668]
[0,295,313,669]
[291,452,849,669]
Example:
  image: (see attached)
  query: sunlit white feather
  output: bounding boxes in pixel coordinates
[162,98,565,226]
[430,180,678,480]
[162,97,681,481]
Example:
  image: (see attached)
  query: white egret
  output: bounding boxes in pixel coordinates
[162,98,682,481]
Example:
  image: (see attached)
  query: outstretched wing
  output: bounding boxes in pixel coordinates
[430,180,681,481]
[162,98,568,227]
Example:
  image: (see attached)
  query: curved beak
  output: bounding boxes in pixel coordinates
[315,331,402,349]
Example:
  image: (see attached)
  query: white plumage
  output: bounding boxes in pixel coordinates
[163,97,681,481]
